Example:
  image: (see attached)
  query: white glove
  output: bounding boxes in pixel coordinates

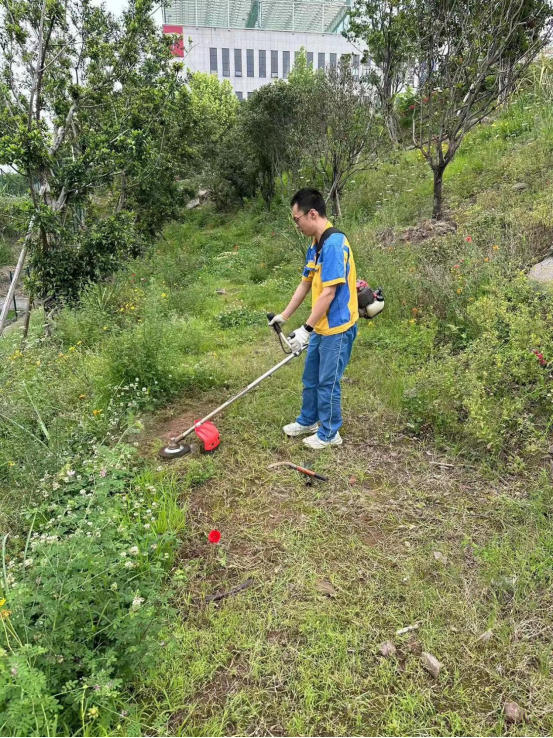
[269,313,286,326]
[289,325,311,354]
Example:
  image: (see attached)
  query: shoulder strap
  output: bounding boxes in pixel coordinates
[315,227,345,260]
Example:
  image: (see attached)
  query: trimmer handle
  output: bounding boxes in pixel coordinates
[267,312,283,336]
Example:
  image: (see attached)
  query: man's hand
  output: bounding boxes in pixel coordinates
[268,313,286,326]
[289,325,311,354]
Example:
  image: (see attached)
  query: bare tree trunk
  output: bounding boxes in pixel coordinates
[432,166,445,220]
[22,297,33,341]
[386,108,400,146]
[498,59,512,104]
[331,187,342,219]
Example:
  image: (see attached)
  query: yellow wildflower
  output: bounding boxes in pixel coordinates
[457,288,463,294]
[161,293,167,298]
[69,346,76,352]
[484,257,489,262]
[35,360,41,367]
[93,409,103,416]
[0,609,11,620]
[493,245,499,250]
[78,394,86,400]
[8,462,15,468]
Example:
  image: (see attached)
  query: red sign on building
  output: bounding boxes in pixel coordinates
[163,25,184,57]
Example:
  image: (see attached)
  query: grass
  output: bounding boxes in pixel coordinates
[3,82,553,734]
[128,386,553,736]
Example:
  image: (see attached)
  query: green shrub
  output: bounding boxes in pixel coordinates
[403,275,553,463]
[0,447,183,735]
[0,238,12,267]
[28,213,147,304]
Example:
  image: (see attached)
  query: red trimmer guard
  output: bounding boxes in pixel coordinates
[194,420,220,453]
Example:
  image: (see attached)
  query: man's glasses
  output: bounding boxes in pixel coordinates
[293,211,311,225]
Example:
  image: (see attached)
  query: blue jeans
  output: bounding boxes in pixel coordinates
[296,324,358,441]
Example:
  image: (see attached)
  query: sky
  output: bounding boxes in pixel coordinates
[98,0,164,25]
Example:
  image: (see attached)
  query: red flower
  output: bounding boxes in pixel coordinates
[208,529,221,544]
[465,236,472,243]
[453,264,460,269]
[409,104,415,110]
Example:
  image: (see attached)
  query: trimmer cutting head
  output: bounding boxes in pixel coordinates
[158,441,194,460]
[158,422,221,460]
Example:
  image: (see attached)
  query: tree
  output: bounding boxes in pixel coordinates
[241,80,303,209]
[294,58,384,218]
[346,0,416,145]
[409,0,553,219]
[0,0,187,312]
[186,72,239,168]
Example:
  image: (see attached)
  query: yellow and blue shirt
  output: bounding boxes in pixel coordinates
[302,224,358,336]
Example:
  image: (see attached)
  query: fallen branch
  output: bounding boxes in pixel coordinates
[201,579,255,604]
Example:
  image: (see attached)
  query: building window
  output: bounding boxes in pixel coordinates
[352,54,360,75]
[210,48,218,73]
[259,49,266,78]
[236,91,243,101]
[247,48,254,77]
[306,51,313,67]
[234,48,242,77]
[283,50,290,78]
[248,92,254,99]
[222,48,230,77]
[271,50,278,77]
[330,52,337,68]
[318,52,325,69]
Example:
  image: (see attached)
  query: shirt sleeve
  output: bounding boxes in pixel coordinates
[302,244,316,282]
[321,234,346,287]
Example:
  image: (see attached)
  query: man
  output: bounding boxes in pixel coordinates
[270,188,358,450]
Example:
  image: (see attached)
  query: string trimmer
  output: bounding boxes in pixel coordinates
[158,313,302,459]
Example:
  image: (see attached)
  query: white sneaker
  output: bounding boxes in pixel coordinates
[303,432,343,449]
[283,421,319,437]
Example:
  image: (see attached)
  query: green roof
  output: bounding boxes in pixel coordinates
[163,0,350,34]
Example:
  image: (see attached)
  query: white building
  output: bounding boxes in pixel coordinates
[163,0,368,99]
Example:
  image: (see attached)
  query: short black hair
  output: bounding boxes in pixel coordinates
[290,188,326,217]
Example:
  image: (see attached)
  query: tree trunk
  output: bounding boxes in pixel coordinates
[381,61,399,146]
[331,187,342,219]
[432,166,445,220]
[386,108,400,146]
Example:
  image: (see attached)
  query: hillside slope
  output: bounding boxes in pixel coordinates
[2,89,553,735]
